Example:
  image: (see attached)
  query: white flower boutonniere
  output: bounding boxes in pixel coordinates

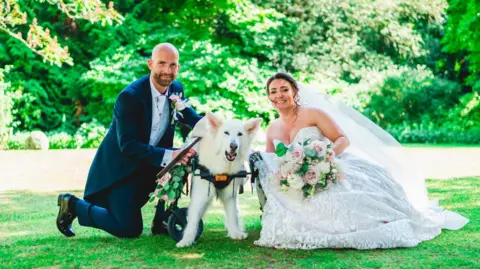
[169,92,190,123]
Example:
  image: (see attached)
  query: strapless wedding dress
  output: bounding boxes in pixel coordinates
[253,126,468,249]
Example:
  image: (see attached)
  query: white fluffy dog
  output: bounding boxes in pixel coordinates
[176,112,262,248]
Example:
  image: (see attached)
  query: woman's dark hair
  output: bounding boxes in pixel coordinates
[266,72,301,116]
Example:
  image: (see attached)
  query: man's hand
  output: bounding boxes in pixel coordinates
[172,148,197,165]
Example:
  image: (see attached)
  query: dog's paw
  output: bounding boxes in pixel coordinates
[229,231,248,240]
[176,238,195,248]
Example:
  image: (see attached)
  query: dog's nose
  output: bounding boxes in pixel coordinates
[230,143,238,151]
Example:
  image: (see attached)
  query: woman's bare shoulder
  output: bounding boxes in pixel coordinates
[296,106,327,122]
[301,106,326,114]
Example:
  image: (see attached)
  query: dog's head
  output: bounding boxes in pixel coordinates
[192,112,262,163]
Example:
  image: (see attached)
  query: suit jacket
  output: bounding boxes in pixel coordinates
[83,74,202,199]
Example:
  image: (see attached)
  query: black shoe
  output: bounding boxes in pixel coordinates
[151,219,169,235]
[56,193,77,237]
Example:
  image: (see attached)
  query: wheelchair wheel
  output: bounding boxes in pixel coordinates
[167,207,204,242]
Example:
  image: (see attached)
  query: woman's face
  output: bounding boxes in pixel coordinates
[268,79,296,110]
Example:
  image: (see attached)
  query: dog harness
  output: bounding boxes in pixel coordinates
[197,164,236,189]
[192,158,249,196]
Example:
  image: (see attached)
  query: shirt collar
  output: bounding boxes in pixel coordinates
[150,76,169,99]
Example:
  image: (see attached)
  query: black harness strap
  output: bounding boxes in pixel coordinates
[197,164,236,190]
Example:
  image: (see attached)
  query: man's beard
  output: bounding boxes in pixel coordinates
[153,73,175,87]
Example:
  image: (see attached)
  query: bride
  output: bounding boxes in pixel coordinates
[253,72,469,249]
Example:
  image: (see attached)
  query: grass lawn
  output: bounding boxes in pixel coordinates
[402,143,480,148]
[0,177,479,269]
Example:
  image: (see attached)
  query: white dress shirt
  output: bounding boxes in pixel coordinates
[149,78,173,167]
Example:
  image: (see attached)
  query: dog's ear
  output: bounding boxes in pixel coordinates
[206,112,223,131]
[244,118,262,134]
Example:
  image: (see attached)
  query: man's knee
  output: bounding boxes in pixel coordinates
[114,223,143,238]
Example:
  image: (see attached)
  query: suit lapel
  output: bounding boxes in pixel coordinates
[167,85,175,127]
[143,76,153,142]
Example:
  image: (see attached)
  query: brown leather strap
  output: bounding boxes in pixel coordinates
[156,137,202,179]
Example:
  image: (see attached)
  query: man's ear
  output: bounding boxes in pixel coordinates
[206,112,223,131]
[147,59,153,71]
[244,118,263,134]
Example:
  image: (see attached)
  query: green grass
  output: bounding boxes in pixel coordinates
[402,143,480,148]
[1,178,479,269]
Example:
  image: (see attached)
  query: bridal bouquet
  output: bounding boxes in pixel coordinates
[149,164,187,209]
[273,138,342,198]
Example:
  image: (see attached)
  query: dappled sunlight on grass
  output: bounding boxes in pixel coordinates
[0,230,32,239]
[172,253,205,259]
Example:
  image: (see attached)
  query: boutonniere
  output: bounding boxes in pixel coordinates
[169,92,190,123]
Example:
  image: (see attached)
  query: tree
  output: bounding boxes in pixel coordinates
[443,0,480,91]
[250,0,447,84]
[0,65,14,149]
[0,0,124,66]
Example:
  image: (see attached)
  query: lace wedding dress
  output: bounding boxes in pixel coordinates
[253,126,469,249]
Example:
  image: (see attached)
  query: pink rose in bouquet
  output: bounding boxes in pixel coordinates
[286,144,305,164]
[303,166,319,186]
[157,173,171,186]
[308,140,327,156]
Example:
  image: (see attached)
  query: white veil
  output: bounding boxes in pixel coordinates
[297,83,431,211]
[298,83,470,229]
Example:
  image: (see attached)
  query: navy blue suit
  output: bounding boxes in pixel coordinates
[75,74,201,238]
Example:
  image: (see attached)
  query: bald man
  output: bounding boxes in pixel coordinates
[56,43,202,238]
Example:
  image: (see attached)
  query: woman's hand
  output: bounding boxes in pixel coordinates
[313,108,349,155]
[331,136,350,155]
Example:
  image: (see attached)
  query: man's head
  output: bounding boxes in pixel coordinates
[148,43,180,89]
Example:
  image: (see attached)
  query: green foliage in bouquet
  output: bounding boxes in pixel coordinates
[149,164,188,209]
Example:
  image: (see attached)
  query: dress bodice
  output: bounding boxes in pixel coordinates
[255,124,469,250]
[273,126,326,148]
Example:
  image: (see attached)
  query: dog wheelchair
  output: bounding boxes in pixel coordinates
[161,152,264,243]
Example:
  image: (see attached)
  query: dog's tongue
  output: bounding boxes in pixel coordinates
[226,150,236,161]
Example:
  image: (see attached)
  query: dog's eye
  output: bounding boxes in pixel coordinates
[224,131,230,135]
[238,132,243,136]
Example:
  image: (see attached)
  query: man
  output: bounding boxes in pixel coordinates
[56,43,201,238]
